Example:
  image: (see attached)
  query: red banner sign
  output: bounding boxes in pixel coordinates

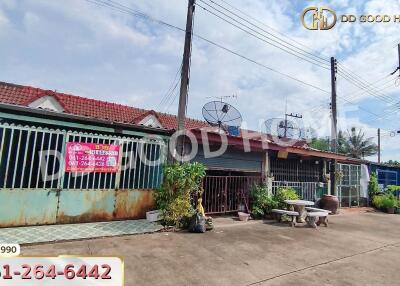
[65,142,120,173]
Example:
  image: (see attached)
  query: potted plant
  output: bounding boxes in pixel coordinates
[382,195,397,214]
[249,184,278,219]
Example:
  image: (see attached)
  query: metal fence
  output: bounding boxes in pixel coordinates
[271,181,327,201]
[202,176,262,214]
[0,123,166,191]
[0,122,167,227]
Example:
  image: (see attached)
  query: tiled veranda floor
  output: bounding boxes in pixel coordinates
[0,219,163,245]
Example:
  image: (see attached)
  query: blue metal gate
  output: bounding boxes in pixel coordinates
[0,123,166,227]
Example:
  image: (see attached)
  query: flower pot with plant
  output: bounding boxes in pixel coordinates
[381,195,397,214]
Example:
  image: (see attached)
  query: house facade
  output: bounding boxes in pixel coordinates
[0,81,367,227]
[369,162,400,187]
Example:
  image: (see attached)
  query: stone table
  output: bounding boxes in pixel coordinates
[284,200,314,223]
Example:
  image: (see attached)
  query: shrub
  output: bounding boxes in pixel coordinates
[386,185,400,193]
[382,195,397,209]
[250,185,278,218]
[373,194,398,210]
[372,195,384,209]
[274,187,299,209]
[155,162,206,227]
[368,173,380,199]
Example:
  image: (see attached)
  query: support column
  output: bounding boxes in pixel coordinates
[262,151,272,195]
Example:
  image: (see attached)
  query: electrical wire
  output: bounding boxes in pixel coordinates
[86,0,399,131]
[196,1,330,70]
[337,62,398,104]
[199,0,329,65]
[157,63,183,109]
[85,0,330,95]
[216,0,329,61]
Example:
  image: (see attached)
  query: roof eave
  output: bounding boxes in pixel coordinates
[0,103,172,135]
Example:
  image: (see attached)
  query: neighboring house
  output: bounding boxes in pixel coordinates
[0,81,366,227]
[369,162,400,188]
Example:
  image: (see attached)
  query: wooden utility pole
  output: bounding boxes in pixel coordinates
[330,57,338,196]
[176,0,195,159]
[378,128,381,163]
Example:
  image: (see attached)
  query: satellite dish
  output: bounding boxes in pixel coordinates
[202,101,242,133]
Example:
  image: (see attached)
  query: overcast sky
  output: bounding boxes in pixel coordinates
[0,0,399,161]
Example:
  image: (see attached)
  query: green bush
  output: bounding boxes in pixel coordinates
[250,185,278,218]
[386,185,400,193]
[372,195,384,209]
[274,187,299,209]
[155,162,206,227]
[382,195,398,209]
[373,194,398,210]
[368,173,380,199]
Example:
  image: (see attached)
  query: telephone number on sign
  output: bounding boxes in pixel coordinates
[0,257,123,285]
[1,264,112,280]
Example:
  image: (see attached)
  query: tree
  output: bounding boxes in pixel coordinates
[309,137,330,152]
[368,172,380,200]
[385,160,400,166]
[307,127,377,159]
[337,130,347,154]
[342,127,378,159]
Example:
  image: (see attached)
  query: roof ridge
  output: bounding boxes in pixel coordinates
[0,80,209,126]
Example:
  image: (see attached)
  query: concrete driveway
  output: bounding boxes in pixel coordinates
[22,210,400,286]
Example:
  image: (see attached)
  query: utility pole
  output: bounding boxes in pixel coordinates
[398,43,400,76]
[176,0,195,159]
[284,113,303,138]
[378,128,381,163]
[390,43,400,76]
[330,57,338,196]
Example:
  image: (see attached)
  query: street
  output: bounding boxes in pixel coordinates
[22,210,400,286]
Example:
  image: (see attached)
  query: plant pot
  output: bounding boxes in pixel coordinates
[238,212,250,222]
[146,210,161,222]
[387,207,395,214]
[320,195,339,214]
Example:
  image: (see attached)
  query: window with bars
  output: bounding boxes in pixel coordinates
[270,158,322,182]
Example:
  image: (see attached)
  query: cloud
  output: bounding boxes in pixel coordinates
[0,0,399,161]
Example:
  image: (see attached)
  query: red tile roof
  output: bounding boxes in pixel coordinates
[0,82,357,161]
[0,81,209,130]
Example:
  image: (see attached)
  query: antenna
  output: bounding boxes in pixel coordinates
[206,94,239,102]
[202,101,243,136]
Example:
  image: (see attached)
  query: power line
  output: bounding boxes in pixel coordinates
[86,0,399,131]
[196,1,330,70]
[337,62,398,104]
[337,71,398,106]
[85,0,330,94]
[216,0,329,60]
[341,77,395,102]
[199,0,329,64]
[157,63,182,109]
[197,0,400,121]
[164,85,181,113]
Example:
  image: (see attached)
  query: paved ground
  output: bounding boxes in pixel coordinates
[0,219,162,244]
[22,210,400,286]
